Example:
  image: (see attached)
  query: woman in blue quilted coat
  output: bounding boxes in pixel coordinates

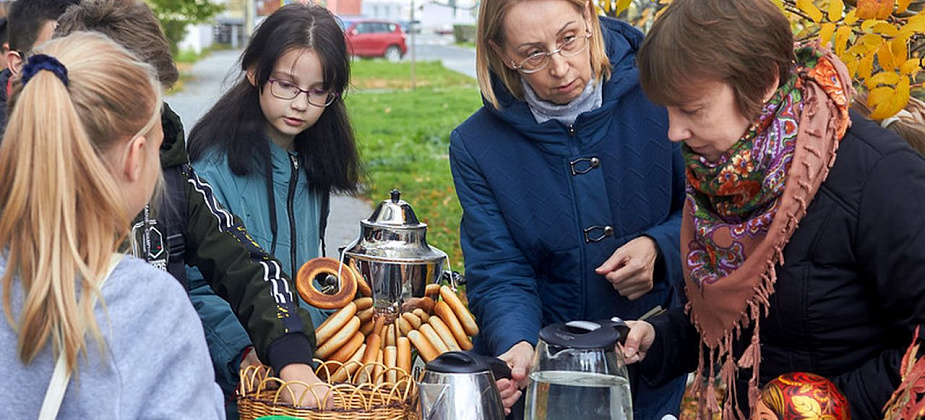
[449,0,687,417]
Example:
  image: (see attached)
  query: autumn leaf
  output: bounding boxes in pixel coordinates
[869,85,894,107]
[861,19,885,32]
[844,9,859,25]
[835,25,852,56]
[898,0,913,13]
[859,33,885,49]
[891,37,908,70]
[867,70,901,87]
[842,54,859,77]
[856,0,895,19]
[899,15,925,37]
[871,22,900,37]
[878,42,895,70]
[858,52,875,79]
[819,22,836,46]
[899,58,920,76]
[615,0,632,16]
[797,0,824,22]
[869,77,910,119]
[828,0,845,20]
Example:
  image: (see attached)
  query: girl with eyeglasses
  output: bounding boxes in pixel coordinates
[188,4,361,333]
[449,0,688,418]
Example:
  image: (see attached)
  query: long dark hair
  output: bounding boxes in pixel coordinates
[188,3,360,194]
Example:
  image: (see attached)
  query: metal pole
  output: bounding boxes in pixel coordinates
[245,0,255,36]
[410,0,416,89]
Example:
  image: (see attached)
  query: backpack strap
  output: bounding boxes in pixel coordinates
[159,165,189,289]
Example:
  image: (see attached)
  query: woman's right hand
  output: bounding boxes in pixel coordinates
[622,320,655,364]
[497,341,535,415]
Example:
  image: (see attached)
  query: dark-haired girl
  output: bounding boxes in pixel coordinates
[186,2,361,369]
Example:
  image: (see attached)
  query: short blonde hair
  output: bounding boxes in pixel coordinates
[476,0,611,109]
[0,31,162,375]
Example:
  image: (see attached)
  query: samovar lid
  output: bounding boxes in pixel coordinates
[364,189,423,228]
[343,189,447,262]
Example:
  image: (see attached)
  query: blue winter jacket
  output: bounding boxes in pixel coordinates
[449,18,687,417]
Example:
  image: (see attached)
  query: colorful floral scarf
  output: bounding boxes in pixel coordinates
[681,45,853,419]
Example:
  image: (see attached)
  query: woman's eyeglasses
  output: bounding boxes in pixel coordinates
[267,78,338,107]
[510,30,592,74]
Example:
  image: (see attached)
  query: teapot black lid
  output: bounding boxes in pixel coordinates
[425,351,489,374]
[539,320,620,349]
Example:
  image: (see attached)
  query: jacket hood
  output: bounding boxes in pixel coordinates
[484,17,646,151]
[160,102,189,168]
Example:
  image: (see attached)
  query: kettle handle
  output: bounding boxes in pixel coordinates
[607,317,631,345]
[486,357,512,381]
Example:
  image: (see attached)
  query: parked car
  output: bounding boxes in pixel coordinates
[339,18,407,63]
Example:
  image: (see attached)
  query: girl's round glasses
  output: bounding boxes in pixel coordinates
[510,30,592,74]
[267,78,338,107]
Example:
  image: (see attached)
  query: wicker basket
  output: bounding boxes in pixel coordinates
[237,360,419,420]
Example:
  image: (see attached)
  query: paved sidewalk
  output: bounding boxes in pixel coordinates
[166,49,375,260]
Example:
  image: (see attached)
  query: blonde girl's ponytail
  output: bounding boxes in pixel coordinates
[0,31,162,375]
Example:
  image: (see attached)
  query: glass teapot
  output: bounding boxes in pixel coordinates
[523,318,634,420]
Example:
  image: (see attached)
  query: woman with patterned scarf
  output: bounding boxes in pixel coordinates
[621,0,925,418]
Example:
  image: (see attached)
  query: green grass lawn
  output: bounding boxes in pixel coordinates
[345,60,482,272]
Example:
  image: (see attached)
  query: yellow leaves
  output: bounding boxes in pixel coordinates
[868,77,911,119]
[797,0,823,22]
[867,70,902,86]
[819,22,837,45]
[856,0,895,20]
[899,15,925,37]
[890,36,909,69]
[835,25,852,56]
[899,58,921,76]
[844,9,859,25]
[615,0,632,16]
[898,0,913,13]
[828,0,845,20]
[877,42,894,69]
[861,20,900,37]
[858,33,884,49]
[858,52,875,79]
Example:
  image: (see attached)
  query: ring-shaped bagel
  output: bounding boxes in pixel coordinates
[297,257,359,309]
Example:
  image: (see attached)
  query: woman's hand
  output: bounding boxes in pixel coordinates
[239,346,262,371]
[595,236,659,300]
[277,363,334,409]
[622,320,655,364]
[497,341,535,415]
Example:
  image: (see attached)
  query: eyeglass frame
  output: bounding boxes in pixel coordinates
[266,77,339,107]
[505,29,593,74]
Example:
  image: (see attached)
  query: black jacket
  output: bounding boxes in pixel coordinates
[642,111,925,418]
[128,104,316,374]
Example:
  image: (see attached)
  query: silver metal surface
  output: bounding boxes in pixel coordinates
[341,190,450,318]
[418,370,505,420]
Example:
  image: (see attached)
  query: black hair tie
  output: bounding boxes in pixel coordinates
[22,54,68,87]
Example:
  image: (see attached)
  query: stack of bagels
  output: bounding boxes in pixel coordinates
[297,257,479,383]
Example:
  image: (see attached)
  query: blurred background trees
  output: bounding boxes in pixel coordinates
[599,0,925,119]
[144,0,224,56]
